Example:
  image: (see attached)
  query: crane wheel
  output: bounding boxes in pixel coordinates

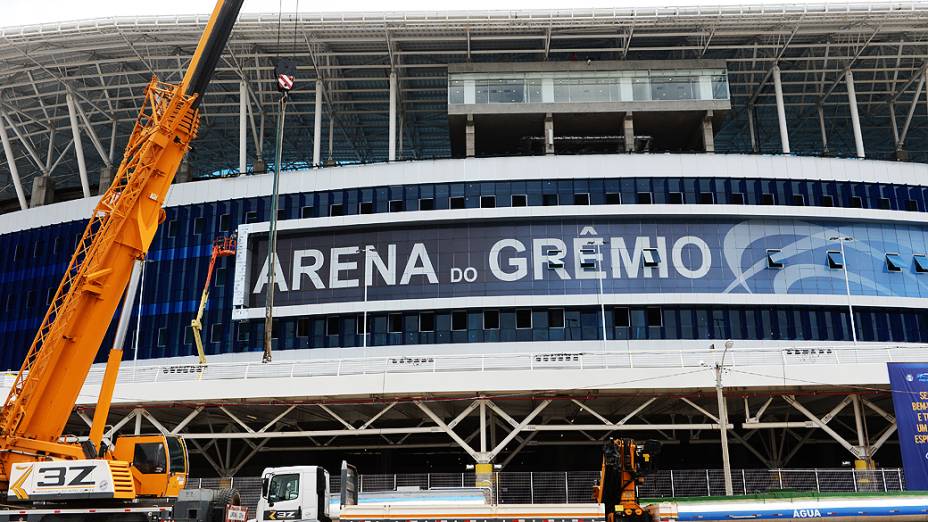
[210,488,242,522]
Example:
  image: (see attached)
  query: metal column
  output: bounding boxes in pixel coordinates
[746,106,758,153]
[772,65,790,154]
[239,81,247,173]
[66,91,91,197]
[313,79,323,167]
[327,117,335,165]
[0,107,27,210]
[388,71,397,161]
[845,69,865,158]
[817,105,830,155]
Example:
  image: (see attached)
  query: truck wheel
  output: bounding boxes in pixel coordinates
[210,488,242,522]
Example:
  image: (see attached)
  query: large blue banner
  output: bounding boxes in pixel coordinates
[236,217,928,309]
[887,362,928,491]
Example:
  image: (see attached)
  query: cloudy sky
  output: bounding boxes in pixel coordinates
[3,0,896,27]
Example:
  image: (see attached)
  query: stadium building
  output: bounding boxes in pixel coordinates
[0,4,926,483]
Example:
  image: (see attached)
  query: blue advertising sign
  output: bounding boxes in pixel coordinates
[887,362,928,491]
[235,217,928,310]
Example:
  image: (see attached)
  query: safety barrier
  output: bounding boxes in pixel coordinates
[2,344,922,390]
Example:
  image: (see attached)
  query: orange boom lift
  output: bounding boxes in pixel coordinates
[0,0,244,503]
[593,439,660,522]
[191,235,237,364]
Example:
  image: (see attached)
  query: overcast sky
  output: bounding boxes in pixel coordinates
[3,0,898,28]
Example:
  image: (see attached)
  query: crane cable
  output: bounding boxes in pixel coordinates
[263,0,299,364]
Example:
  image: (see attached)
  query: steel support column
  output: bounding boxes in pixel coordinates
[772,65,790,154]
[239,81,247,173]
[845,70,865,158]
[313,79,323,167]
[817,105,829,155]
[746,107,758,153]
[65,91,91,198]
[0,106,27,210]
[388,71,397,161]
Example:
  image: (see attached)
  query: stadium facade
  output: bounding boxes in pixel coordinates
[0,4,927,478]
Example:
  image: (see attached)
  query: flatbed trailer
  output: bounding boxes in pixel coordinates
[0,504,171,521]
[338,503,605,522]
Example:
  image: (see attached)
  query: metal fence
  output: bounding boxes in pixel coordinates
[191,468,906,515]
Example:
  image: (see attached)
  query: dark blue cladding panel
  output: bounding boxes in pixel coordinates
[2,175,928,370]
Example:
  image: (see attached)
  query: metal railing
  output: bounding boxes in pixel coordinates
[191,468,906,515]
[3,344,923,389]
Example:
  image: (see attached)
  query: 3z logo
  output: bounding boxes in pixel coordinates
[36,465,96,487]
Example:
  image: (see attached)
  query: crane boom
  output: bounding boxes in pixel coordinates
[0,0,244,489]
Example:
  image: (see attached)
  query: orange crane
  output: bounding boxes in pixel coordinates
[191,235,237,364]
[0,0,244,505]
[593,438,660,522]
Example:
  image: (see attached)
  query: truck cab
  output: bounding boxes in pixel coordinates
[257,466,330,522]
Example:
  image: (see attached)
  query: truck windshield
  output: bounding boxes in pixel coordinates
[268,473,300,502]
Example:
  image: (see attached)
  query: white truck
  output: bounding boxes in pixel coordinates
[254,463,603,522]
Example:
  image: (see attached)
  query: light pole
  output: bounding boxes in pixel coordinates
[362,245,375,354]
[714,339,734,496]
[829,236,857,344]
[594,239,608,352]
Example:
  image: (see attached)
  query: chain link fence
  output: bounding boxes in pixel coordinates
[191,468,905,516]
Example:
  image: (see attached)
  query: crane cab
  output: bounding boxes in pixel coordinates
[112,434,189,498]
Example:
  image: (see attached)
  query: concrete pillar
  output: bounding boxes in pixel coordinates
[313,79,323,167]
[98,165,113,195]
[623,112,635,152]
[388,71,397,161]
[0,108,28,210]
[465,114,475,158]
[817,104,830,156]
[544,113,554,155]
[30,175,55,207]
[702,111,715,153]
[772,65,790,154]
[845,69,865,159]
[240,81,248,174]
[175,158,192,183]
[747,106,758,153]
[65,91,91,197]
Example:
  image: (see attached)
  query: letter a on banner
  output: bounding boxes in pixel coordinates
[887,362,928,490]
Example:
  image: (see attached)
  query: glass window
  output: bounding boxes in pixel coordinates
[157,327,167,347]
[277,208,287,221]
[388,314,403,333]
[452,311,467,331]
[879,197,892,210]
[669,192,684,204]
[326,316,340,336]
[448,79,465,104]
[632,77,650,101]
[651,75,697,100]
[646,307,663,327]
[606,192,622,205]
[484,310,500,330]
[237,324,249,342]
[359,201,374,214]
[218,213,231,231]
[766,249,784,269]
[886,253,904,272]
[637,192,653,204]
[511,194,528,207]
[480,195,496,208]
[301,205,314,218]
[527,80,543,103]
[419,198,435,211]
[821,195,834,207]
[450,196,466,209]
[827,251,844,270]
[729,193,745,205]
[761,193,775,205]
[389,200,404,212]
[698,192,714,204]
[193,217,205,235]
[516,309,532,329]
[267,473,300,503]
[245,211,258,223]
[420,312,435,332]
[549,309,565,328]
[329,203,344,217]
[614,307,630,328]
[297,318,310,337]
[166,437,187,474]
[914,254,928,273]
[711,74,729,100]
[791,194,805,206]
[850,195,863,208]
[133,442,166,474]
[542,194,558,206]
[574,193,590,205]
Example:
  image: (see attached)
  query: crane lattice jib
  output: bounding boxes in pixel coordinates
[0,80,199,470]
